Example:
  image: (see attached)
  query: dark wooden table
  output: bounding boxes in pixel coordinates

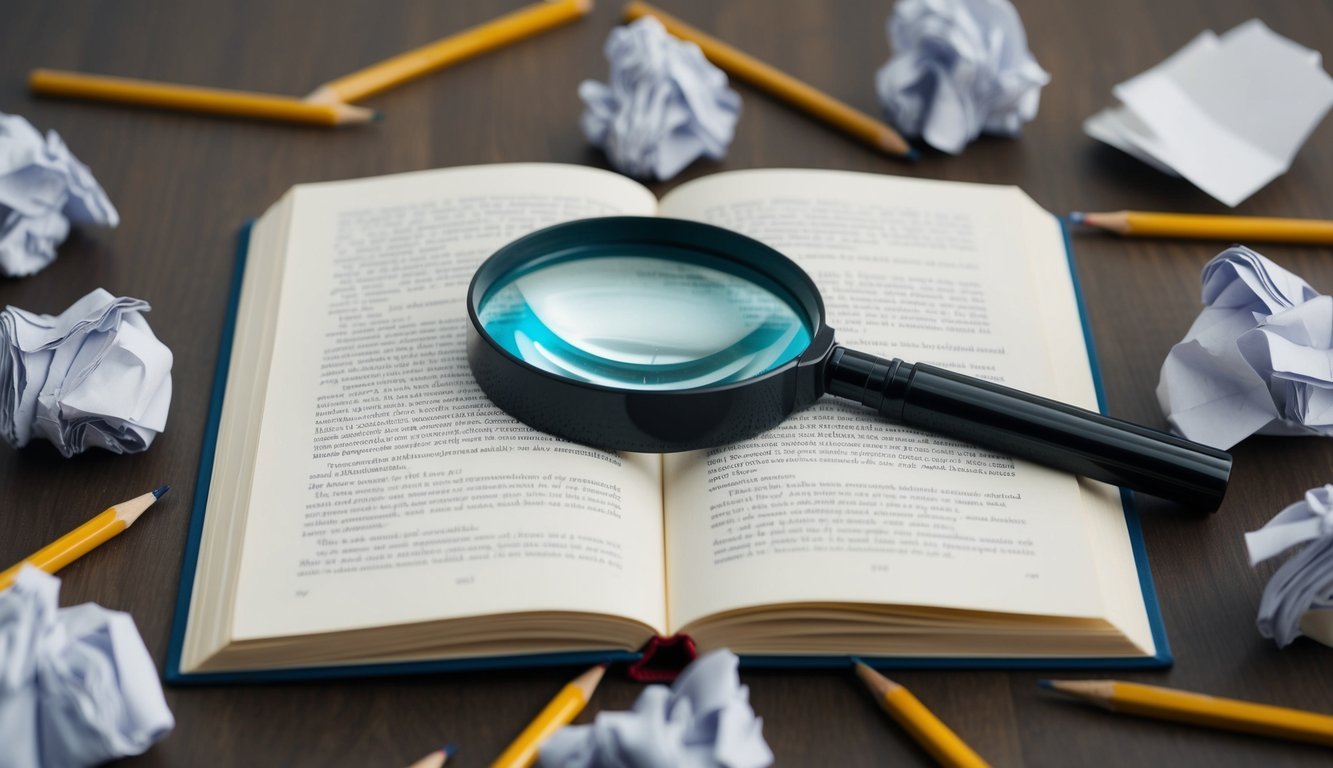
[4,1,1333,765]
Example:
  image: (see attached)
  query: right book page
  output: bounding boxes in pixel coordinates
[657,169,1155,658]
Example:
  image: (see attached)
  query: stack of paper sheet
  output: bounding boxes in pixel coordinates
[1084,20,1333,207]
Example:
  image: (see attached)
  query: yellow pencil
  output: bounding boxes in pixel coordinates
[0,486,170,591]
[623,1,915,159]
[491,664,605,768]
[1041,679,1333,747]
[29,70,379,127]
[1071,210,1333,245]
[305,0,593,104]
[855,662,990,768]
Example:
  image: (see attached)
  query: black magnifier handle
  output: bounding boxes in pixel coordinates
[824,347,1231,511]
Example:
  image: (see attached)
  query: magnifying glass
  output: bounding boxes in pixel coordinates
[467,217,1231,511]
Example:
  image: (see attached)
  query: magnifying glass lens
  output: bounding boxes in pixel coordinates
[476,253,813,390]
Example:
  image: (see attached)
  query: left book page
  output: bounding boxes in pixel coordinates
[182,165,666,673]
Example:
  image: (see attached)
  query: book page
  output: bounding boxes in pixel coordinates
[227,165,667,641]
[659,170,1133,633]
[182,197,297,671]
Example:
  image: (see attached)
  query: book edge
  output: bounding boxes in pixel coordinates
[168,650,643,686]
[166,221,255,683]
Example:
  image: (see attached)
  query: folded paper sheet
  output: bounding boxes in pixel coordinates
[0,289,172,457]
[1245,485,1333,648]
[1084,20,1333,206]
[580,16,741,181]
[0,567,174,768]
[1158,247,1333,449]
[875,0,1049,155]
[540,650,773,768]
[0,111,118,277]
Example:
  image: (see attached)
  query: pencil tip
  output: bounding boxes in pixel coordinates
[373,111,385,122]
[905,146,920,162]
[573,663,608,694]
[1036,679,1054,690]
[1068,212,1086,224]
[152,485,171,499]
[442,744,458,758]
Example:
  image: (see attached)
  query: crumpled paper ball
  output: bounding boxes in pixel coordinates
[1245,484,1333,648]
[579,16,741,181]
[0,567,174,768]
[875,0,1050,154]
[0,111,118,277]
[539,650,773,768]
[1157,246,1332,449]
[0,288,172,457]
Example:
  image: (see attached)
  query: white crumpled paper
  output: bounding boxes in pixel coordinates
[1245,485,1333,648]
[875,0,1049,154]
[0,111,118,277]
[579,16,741,181]
[0,567,174,768]
[539,650,773,768]
[0,288,172,457]
[1157,246,1332,449]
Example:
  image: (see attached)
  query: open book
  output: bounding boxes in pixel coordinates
[168,164,1168,682]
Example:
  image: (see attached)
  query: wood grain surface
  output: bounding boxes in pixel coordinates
[3,1,1333,765]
